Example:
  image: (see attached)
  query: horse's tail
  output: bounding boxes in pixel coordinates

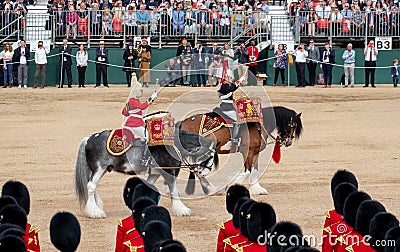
[213,152,219,171]
[75,137,90,208]
[185,172,196,195]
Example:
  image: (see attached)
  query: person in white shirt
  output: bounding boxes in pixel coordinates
[34,41,49,88]
[76,44,88,88]
[15,40,30,88]
[363,40,378,87]
[293,44,309,87]
[2,43,14,88]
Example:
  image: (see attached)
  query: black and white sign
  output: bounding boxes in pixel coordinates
[274,41,295,52]
[375,37,392,50]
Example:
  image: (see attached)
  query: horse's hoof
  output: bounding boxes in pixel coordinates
[249,184,269,195]
[171,200,191,216]
[85,206,107,219]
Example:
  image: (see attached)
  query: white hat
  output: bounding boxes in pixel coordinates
[129,74,143,98]
[99,40,105,44]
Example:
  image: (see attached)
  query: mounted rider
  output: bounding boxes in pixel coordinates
[218,69,244,146]
[122,73,157,166]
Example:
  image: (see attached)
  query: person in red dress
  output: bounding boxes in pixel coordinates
[122,73,157,142]
[217,185,250,252]
[1,181,41,252]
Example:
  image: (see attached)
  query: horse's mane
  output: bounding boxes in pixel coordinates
[205,111,220,118]
[272,106,303,139]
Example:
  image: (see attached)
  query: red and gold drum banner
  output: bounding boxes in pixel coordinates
[146,114,175,146]
[234,97,263,124]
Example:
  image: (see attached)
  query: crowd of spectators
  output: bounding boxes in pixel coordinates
[45,0,271,39]
[289,0,400,37]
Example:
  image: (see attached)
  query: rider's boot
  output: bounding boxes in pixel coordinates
[231,123,245,150]
[139,141,152,167]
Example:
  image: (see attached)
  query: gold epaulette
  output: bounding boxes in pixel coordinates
[223,234,239,246]
[217,222,225,229]
[323,226,332,234]
[336,231,353,245]
[345,245,355,252]
[29,225,40,233]
[117,219,123,227]
[324,211,331,219]
[123,240,144,252]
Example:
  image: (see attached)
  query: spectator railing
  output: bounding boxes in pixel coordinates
[297,10,400,41]
[0,12,25,44]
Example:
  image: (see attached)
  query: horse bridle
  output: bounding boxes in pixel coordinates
[280,116,297,147]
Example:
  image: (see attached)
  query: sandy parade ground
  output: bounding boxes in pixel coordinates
[1,84,400,251]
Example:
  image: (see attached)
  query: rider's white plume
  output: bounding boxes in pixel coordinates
[129,73,143,98]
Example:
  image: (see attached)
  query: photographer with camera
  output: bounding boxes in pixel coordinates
[293,44,308,87]
[162,58,179,87]
[363,40,378,88]
[235,43,249,85]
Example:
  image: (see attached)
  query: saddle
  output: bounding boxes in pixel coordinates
[106,129,138,156]
[198,108,234,137]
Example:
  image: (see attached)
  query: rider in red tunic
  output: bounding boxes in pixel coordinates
[122,73,157,141]
[217,185,250,252]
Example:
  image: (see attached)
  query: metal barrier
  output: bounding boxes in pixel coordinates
[0,12,25,43]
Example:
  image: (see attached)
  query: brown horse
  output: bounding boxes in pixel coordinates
[179,106,303,195]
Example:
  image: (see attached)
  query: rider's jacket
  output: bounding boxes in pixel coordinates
[122,98,149,127]
[218,81,239,112]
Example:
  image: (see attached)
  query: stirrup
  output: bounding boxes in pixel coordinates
[231,138,245,147]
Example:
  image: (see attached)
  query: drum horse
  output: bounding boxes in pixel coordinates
[74,114,219,218]
[179,105,303,195]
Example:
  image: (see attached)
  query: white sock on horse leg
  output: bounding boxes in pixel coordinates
[249,169,269,195]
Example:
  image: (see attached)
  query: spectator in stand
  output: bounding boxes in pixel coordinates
[13,0,28,31]
[220,0,230,16]
[95,41,109,88]
[55,4,66,35]
[33,41,48,88]
[185,5,196,35]
[389,6,398,36]
[331,5,342,36]
[341,3,353,30]
[14,40,30,89]
[364,40,378,88]
[1,0,14,10]
[192,42,207,87]
[316,0,331,19]
[122,42,138,87]
[352,6,365,36]
[232,8,245,37]
[102,7,113,37]
[147,0,158,10]
[66,5,78,39]
[247,40,258,86]
[244,11,255,35]
[99,0,112,10]
[254,4,267,32]
[320,41,335,88]
[2,43,13,88]
[235,43,249,85]
[125,4,137,36]
[1,4,15,35]
[149,7,160,35]
[261,0,269,13]
[273,43,287,87]
[77,2,87,18]
[160,7,171,37]
[208,43,221,86]
[306,8,317,36]
[113,0,124,20]
[91,3,102,36]
[293,44,308,87]
[220,13,230,35]
[173,3,185,35]
[306,39,320,86]
[76,44,88,88]
[210,5,221,35]
[137,4,150,35]
[342,43,356,87]
[197,5,211,36]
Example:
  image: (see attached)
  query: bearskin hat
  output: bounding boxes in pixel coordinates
[142,220,173,252]
[333,182,358,215]
[50,212,81,252]
[0,196,18,211]
[123,177,144,210]
[0,204,27,230]
[330,170,358,199]
[132,183,160,209]
[226,184,250,214]
[246,202,277,242]
[141,206,172,236]
[132,197,157,234]
[384,227,400,252]
[232,198,252,229]
[268,222,303,252]
[0,235,26,252]
[1,181,30,215]
[238,199,257,238]
[355,200,386,236]
[0,223,26,238]
[369,213,399,252]
[343,191,371,228]
[152,239,187,252]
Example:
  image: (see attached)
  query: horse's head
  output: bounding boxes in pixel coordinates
[193,141,218,178]
[280,112,302,147]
